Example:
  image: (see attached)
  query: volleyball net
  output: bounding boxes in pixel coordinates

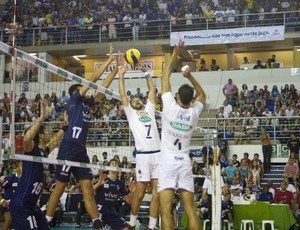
[0,41,215,174]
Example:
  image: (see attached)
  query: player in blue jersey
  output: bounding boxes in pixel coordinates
[93,159,135,230]
[0,161,22,230]
[9,99,67,230]
[46,44,120,229]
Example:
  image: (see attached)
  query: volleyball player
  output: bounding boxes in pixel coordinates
[0,161,22,230]
[46,44,119,229]
[118,65,161,230]
[158,40,206,230]
[93,159,135,229]
[9,99,66,230]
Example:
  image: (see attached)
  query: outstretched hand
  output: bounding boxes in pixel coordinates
[40,99,48,120]
[136,63,147,73]
[115,51,126,67]
[173,39,185,55]
[118,65,128,76]
[97,171,108,187]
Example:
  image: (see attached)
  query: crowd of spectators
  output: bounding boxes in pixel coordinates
[2,80,300,226]
[218,81,300,144]
[193,147,300,227]
[0,0,299,45]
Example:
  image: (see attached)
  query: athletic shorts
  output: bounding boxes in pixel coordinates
[157,153,194,193]
[135,152,159,182]
[101,211,129,229]
[10,205,49,230]
[55,141,92,182]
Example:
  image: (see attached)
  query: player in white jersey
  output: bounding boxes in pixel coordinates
[158,40,206,230]
[118,65,160,230]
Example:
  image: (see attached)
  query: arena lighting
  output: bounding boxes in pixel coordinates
[72,56,81,61]
[73,55,87,58]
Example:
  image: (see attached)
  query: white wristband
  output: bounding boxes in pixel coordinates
[144,72,150,77]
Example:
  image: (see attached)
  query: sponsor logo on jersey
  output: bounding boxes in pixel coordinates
[105,192,118,199]
[137,111,152,122]
[177,113,191,121]
[104,183,109,188]
[139,116,152,123]
[170,122,192,131]
[82,110,90,122]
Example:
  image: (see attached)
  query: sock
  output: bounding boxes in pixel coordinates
[148,216,158,229]
[129,214,138,226]
[46,215,53,222]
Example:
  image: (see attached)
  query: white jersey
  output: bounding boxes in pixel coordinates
[161,92,203,155]
[123,100,160,152]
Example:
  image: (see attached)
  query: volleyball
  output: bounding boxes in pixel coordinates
[243,194,251,201]
[125,48,141,65]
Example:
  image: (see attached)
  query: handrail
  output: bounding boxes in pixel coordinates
[3,115,299,148]
[0,11,298,47]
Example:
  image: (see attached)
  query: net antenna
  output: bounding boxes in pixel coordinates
[9,0,17,159]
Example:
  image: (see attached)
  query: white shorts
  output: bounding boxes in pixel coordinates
[135,152,159,182]
[157,153,194,193]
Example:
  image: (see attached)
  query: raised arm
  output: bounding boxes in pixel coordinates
[118,65,129,106]
[182,67,206,104]
[90,43,114,82]
[47,110,68,153]
[161,40,185,94]
[23,99,47,152]
[146,75,156,104]
[80,43,114,96]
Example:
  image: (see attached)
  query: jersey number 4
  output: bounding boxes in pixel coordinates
[174,139,182,150]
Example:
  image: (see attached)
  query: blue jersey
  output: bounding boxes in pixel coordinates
[10,144,49,207]
[95,177,129,214]
[1,174,20,200]
[63,91,94,146]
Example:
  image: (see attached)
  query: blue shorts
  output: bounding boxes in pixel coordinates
[10,205,49,230]
[101,210,129,229]
[55,141,92,182]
